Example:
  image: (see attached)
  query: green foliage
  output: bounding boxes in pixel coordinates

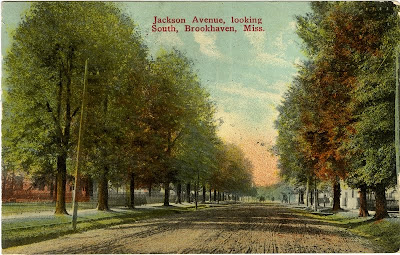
[3,2,255,210]
[274,66,315,186]
[342,2,400,189]
[2,2,149,211]
[276,2,400,202]
[210,142,255,196]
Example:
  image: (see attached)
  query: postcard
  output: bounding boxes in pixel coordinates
[1,1,400,253]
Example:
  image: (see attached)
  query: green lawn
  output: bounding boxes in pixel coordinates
[2,204,208,249]
[293,209,400,253]
[2,202,98,216]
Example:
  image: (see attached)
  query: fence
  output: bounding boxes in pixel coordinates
[90,191,178,207]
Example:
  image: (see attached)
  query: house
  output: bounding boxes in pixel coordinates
[340,181,399,211]
[2,171,91,203]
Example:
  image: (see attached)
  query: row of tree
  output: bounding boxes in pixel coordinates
[275,2,400,219]
[2,2,255,214]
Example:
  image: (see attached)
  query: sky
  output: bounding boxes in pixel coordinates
[1,1,311,186]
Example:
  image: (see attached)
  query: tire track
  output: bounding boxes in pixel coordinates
[3,203,377,254]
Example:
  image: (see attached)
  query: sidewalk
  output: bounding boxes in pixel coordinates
[1,201,215,249]
[282,202,400,218]
[1,202,199,223]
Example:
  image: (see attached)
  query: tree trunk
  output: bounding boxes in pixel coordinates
[314,177,318,211]
[2,171,7,200]
[129,172,135,209]
[214,189,217,202]
[148,184,152,197]
[298,190,303,205]
[176,182,182,204]
[54,176,58,202]
[332,179,341,211]
[358,185,369,217]
[297,192,300,205]
[202,186,206,203]
[186,183,191,203]
[195,182,198,210]
[97,167,109,211]
[51,176,57,202]
[209,189,212,202]
[217,191,220,204]
[49,179,54,199]
[163,181,170,206]
[56,60,72,213]
[374,183,388,220]
[88,177,94,197]
[306,177,310,207]
[53,63,73,215]
[314,189,318,211]
[55,155,67,214]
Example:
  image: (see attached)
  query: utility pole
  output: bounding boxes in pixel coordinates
[72,59,88,231]
[396,46,400,216]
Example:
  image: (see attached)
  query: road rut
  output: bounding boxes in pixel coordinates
[3,203,376,254]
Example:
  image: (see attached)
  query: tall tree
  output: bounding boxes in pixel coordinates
[149,49,210,206]
[325,2,400,217]
[3,2,147,213]
[78,4,148,210]
[275,65,316,208]
[281,1,400,216]
[327,2,400,219]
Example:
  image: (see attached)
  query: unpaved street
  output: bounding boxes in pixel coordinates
[4,203,376,254]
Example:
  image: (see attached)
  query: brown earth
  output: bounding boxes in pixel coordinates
[3,203,376,254]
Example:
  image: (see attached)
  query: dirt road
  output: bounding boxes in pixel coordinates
[3,203,376,254]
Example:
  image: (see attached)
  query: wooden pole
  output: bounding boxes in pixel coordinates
[396,46,400,216]
[72,59,88,231]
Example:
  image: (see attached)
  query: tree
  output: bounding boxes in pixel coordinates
[3,2,147,213]
[275,63,317,208]
[280,1,400,217]
[78,4,148,210]
[324,2,400,219]
[325,2,400,218]
[149,49,212,206]
[210,142,255,199]
[174,118,219,208]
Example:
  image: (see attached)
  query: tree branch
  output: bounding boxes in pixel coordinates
[46,102,57,122]
[46,101,63,139]
[71,107,80,118]
[170,128,184,149]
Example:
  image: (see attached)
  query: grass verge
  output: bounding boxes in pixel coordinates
[2,202,98,216]
[2,204,207,249]
[292,209,400,253]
